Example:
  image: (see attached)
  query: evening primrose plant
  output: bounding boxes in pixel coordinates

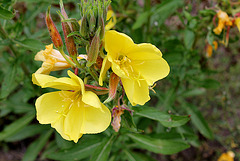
[32,0,172,142]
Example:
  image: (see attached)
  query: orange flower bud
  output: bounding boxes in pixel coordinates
[60,3,77,57]
[45,6,63,49]
[104,73,120,103]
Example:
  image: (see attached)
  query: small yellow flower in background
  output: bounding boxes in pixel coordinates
[32,70,111,143]
[99,30,170,106]
[105,9,117,31]
[217,151,235,161]
[206,41,218,58]
[214,10,233,35]
[35,44,72,74]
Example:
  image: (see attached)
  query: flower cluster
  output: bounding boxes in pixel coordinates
[206,10,240,58]
[32,0,169,142]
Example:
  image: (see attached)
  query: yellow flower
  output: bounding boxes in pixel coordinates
[217,151,235,161]
[32,70,111,143]
[214,10,233,35]
[99,30,170,106]
[35,44,72,74]
[105,9,117,31]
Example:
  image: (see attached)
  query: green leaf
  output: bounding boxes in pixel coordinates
[0,64,23,99]
[151,0,184,26]
[160,115,190,127]
[124,150,156,161]
[22,129,53,161]
[46,136,102,160]
[196,79,220,89]
[133,106,190,127]
[128,133,190,155]
[122,110,140,132]
[181,102,214,139]
[132,11,150,30]
[0,112,35,141]
[90,135,115,161]
[0,5,15,19]
[55,132,74,150]
[181,88,206,97]
[13,39,45,50]
[5,125,50,142]
[184,29,195,49]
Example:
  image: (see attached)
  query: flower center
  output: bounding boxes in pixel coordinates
[115,55,140,80]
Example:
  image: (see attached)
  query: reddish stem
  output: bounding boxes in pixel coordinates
[84,84,109,90]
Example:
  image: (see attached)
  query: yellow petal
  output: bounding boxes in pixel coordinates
[105,30,135,58]
[51,115,73,141]
[33,73,80,91]
[105,10,117,31]
[121,78,150,106]
[82,91,102,109]
[132,58,170,85]
[235,17,240,32]
[64,99,111,142]
[35,50,46,61]
[127,43,162,59]
[35,62,53,75]
[99,57,111,86]
[111,61,128,78]
[35,91,74,124]
[32,73,57,87]
[67,70,85,93]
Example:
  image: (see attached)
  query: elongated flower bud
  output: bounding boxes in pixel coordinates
[60,3,77,57]
[104,73,120,103]
[45,6,63,49]
[80,15,88,38]
[86,28,100,67]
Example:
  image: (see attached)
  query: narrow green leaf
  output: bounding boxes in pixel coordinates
[151,0,184,26]
[196,79,220,89]
[132,11,150,30]
[181,102,214,139]
[5,125,50,142]
[128,133,190,155]
[46,136,102,160]
[121,110,140,132]
[55,132,74,150]
[184,29,195,49]
[0,65,23,99]
[124,150,156,161]
[0,112,35,141]
[22,129,53,161]
[133,106,190,127]
[90,135,115,161]
[13,39,45,50]
[0,5,15,19]
[181,88,206,97]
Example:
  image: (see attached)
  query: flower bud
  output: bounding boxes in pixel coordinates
[104,73,120,103]
[80,15,88,38]
[86,28,100,67]
[45,6,63,49]
[89,11,96,33]
[60,3,77,58]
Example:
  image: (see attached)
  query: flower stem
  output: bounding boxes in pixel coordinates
[58,47,77,67]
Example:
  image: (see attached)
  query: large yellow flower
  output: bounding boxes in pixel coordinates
[99,30,170,106]
[32,70,111,143]
[35,44,72,74]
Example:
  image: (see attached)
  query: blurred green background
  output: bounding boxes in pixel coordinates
[0,0,239,160]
